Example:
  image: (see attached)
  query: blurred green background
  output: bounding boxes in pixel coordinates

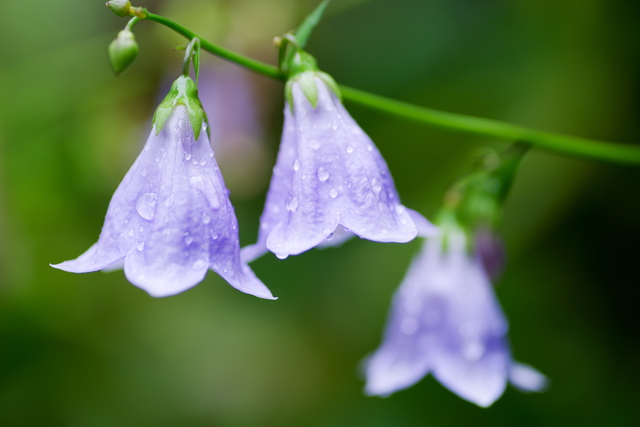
[1,0,639,425]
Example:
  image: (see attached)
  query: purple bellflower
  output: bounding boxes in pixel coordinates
[242,68,436,262]
[52,76,274,300]
[364,226,546,407]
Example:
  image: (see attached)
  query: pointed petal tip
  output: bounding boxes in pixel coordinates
[510,362,549,393]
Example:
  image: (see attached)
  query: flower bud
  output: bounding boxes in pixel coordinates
[108,30,138,76]
[106,1,132,17]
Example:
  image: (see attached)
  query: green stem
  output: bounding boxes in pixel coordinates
[143,12,640,165]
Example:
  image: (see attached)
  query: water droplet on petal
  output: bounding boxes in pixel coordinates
[185,152,192,161]
[140,168,148,177]
[202,214,211,224]
[308,139,321,150]
[463,340,485,361]
[346,145,354,154]
[137,242,145,251]
[395,205,406,215]
[185,236,193,245]
[155,157,160,162]
[128,229,134,237]
[401,318,418,335]
[139,226,144,232]
[317,167,330,182]
[329,188,338,198]
[135,193,157,220]
[322,228,332,236]
[332,123,338,130]
[292,159,301,171]
[371,177,382,196]
[200,159,207,166]
[209,150,214,158]
[301,173,307,180]
[287,195,299,212]
[367,144,373,152]
[276,253,288,260]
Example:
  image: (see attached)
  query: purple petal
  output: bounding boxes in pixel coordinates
[260,78,419,259]
[54,106,273,299]
[509,361,548,393]
[365,233,510,406]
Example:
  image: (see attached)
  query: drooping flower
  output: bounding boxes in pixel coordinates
[242,65,435,262]
[364,226,546,407]
[52,76,274,300]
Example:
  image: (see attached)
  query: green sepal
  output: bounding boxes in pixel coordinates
[106,1,132,17]
[297,71,319,108]
[317,71,341,101]
[108,30,138,76]
[285,79,295,113]
[295,0,331,48]
[152,76,209,141]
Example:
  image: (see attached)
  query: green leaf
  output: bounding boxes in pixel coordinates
[295,0,331,48]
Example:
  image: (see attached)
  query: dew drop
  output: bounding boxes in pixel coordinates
[317,167,330,182]
[128,229,134,237]
[292,159,301,171]
[301,173,307,180]
[155,157,160,162]
[124,218,128,224]
[200,159,207,166]
[140,168,148,177]
[287,195,299,212]
[137,242,145,251]
[209,150,214,158]
[139,226,144,232]
[202,214,211,224]
[135,193,157,221]
[395,205,406,215]
[329,188,338,198]
[371,177,382,195]
[401,318,418,335]
[184,236,194,245]
[463,340,485,361]
[308,139,321,150]
[367,144,374,152]
[276,253,288,260]
[185,152,192,161]
[346,145,354,154]
[332,123,338,130]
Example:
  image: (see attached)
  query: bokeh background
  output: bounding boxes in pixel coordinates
[1,0,639,425]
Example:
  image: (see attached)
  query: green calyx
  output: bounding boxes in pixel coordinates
[284,51,341,111]
[152,76,208,141]
[444,142,530,231]
[108,29,138,76]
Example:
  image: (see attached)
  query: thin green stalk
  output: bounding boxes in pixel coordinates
[143,12,640,165]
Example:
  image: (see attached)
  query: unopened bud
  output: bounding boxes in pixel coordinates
[108,30,138,76]
[106,1,132,17]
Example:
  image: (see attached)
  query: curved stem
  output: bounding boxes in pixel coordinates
[143,12,640,165]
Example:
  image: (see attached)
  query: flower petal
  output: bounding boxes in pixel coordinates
[509,361,548,393]
[121,106,273,299]
[265,79,418,258]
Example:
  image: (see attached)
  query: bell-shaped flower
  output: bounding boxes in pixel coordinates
[242,68,435,262]
[52,76,274,300]
[364,227,545,407]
